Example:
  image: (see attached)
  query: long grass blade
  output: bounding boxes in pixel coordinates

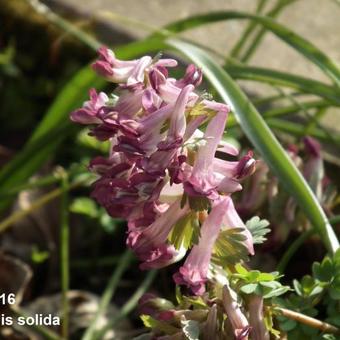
[267,118,340,145]
[225,65,340,106]
[167,39,339,254]
[239,0,299,62]
[164,11,340,87]
[229,0,269,58]
[82,250,134,340]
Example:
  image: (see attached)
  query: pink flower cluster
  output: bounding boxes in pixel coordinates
[71,47,255,295]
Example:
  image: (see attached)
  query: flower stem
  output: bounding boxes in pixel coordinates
[0,180,83,234]
[28,0,100,50]
[240,0,299,63]
[276,306,340,335]
[229,0,269,59]
[0,174,60,199]
[81,250,134,340]
[60,174,70,340]
[94,269,157,340]
[277,215,340,273]
[277,229,315,273]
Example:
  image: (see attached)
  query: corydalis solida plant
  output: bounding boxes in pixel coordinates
[70,47,256,296]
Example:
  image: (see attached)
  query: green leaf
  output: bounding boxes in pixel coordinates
[262,286,290,299]
[31,245,50,264]
[257,272,277,281]
[293,279,303,296]
[264,309,281,338]
[212,228,249,266]
[240,283,259,294]
[328,287,340,300]
[182,296,208,309]
[77,129,110,153]
[226,65,340,106]
[99,211,121,234]
[248,270,261,282]
[312,257,334,283]
[176,285,183,304]
[168,212,200,250]
[235,263,249,276]
[279,318,297,332]
[330,275,340,300]
[267,118,340,145]
[166,39,339,255]
[246,216,271,244]
[140,315,178,335]
[259,281,281,290]
[70,197,99,218]
[334,248,340,268]
[181,319,200,340]
[165,11,340,87]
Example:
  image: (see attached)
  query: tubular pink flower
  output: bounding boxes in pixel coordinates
[70,88,108,124]
[222,197,254,255]
[212,152,256,195]
[70,47,258,275]
[222,285,251,340]
[142,88,163,113]
[150,67,199,105]
[173,197,230,295]
[92,47,152,85]
[303,136,321,158]
[157,84,194,151]
[236,160,269,216]
[114,84,145,117]
[128,198,186,249]
[128,198,189,269]
[184,102,229,200]
[175,64,203,88]
[142,85,194,174]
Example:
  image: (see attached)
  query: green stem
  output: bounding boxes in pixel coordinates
[227,99,330,128]
[0,165,86,198]
[229,0,269,58]
[28,0,100,50]
[60,174,70,340]
[303,106,328,136]
[276,306,340,334]
[94,269,157,340]
[277,229,315,273]
[240,0,299,62]
[273,87,340,147]
[81,250,134,340]
[267,118,340,145]
[0,174,60,199]
[252,92,302,106]
[277,215,340,273]
[0,180,83,234]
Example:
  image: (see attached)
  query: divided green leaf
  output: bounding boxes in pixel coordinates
[212,228,249,266]
[168,212,200,250]
[246,216,271,244]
